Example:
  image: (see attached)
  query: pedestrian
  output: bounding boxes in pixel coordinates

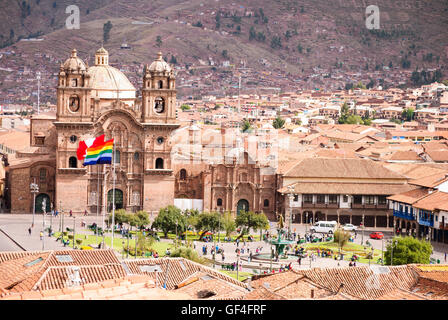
[28,227,32,235]
[40,231,43,240]
[84,209,88,216]
[69,210,73,217]
[298,257,301,265]
[445,252,447,263]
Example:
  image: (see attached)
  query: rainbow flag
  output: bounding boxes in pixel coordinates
[77,135,114,166]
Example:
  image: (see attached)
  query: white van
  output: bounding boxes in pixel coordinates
[309,221,337,234]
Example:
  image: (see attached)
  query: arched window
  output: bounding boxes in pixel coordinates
[158,80,163,89]
[155,158,164,169]
[217,198,223,206]
[114,150,120,164]
[180,169,187,180]
[264,199,269,207]
[134,152,140,161]
[69,156,77,168]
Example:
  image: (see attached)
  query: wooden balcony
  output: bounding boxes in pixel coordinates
[352,203,390,210]
[301,203,339,209]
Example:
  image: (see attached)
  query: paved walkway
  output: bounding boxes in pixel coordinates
[0,214,447,268]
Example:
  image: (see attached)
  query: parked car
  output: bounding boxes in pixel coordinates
[369,232,384,239]
[342,224,357,232]
[310,221,337,234]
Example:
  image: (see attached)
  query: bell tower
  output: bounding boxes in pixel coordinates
[56,49,92,122]
[141,52,177,123]
[141,52,180,212]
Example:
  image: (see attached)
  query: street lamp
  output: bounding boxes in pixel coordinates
[30,179,39,227]
[42,198,46,250]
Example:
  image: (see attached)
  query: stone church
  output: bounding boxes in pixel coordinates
[6,47,278,219]
[8,47,179,215]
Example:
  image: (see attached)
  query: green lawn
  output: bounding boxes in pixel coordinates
[155,231,261,242]
[52,232,172,257]
[302,241,384,264]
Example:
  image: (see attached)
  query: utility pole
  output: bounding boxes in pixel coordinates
[73,216,76,249]
[30,178,39,227]
[42,198,46,251]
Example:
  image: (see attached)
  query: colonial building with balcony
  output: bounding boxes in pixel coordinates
[388,172,448,243]
[278,158,413,229]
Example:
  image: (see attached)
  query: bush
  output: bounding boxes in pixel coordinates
[170,247,209,265]
[333,229,351,249]
[385,236,432,265]
[75,239,83,245]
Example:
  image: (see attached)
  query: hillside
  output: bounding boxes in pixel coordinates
[1,0,447,103]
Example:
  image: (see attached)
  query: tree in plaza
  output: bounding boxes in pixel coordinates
[384,236,432,265]
[333,229,351,250]
[221,211,236,237]
[135,231,156,256]
[151,205,186,238]
[106,209,128,227]
[194,211,222,241]
[235,211,269,240]
[170,247,208,265]
[272,116,285,129]
[134,210,150,230]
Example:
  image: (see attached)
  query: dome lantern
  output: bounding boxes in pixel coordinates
[95,47,109,66]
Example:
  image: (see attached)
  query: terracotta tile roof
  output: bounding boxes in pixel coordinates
[174,271,248,300]
[283,158,406,180]
[410,172,448,188]
[383,163,448,180]
[426,150,448,162]
[0,252,51,291]
[315,149,358,159]
[34,264,127,291]
[376,287,427,300]
[0,250,123,293]
[243,285,286,300]
[295,265,419,300]
[279,182,414,195]
[1,275,192,300]
[123,258,250,291]
[387,187,429,204]
[412,191,448,211]
[386,150,423,161]
[0,249,120,266]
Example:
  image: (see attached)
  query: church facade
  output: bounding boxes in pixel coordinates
[8,48,179,215]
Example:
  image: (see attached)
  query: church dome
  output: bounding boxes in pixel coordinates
[63,49,86,72]
[86,47,136,99]
[148,52,172,73]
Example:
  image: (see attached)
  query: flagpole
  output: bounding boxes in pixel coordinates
[102,163,106,248]
[96,164,100,246]
[111,141,116,251]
